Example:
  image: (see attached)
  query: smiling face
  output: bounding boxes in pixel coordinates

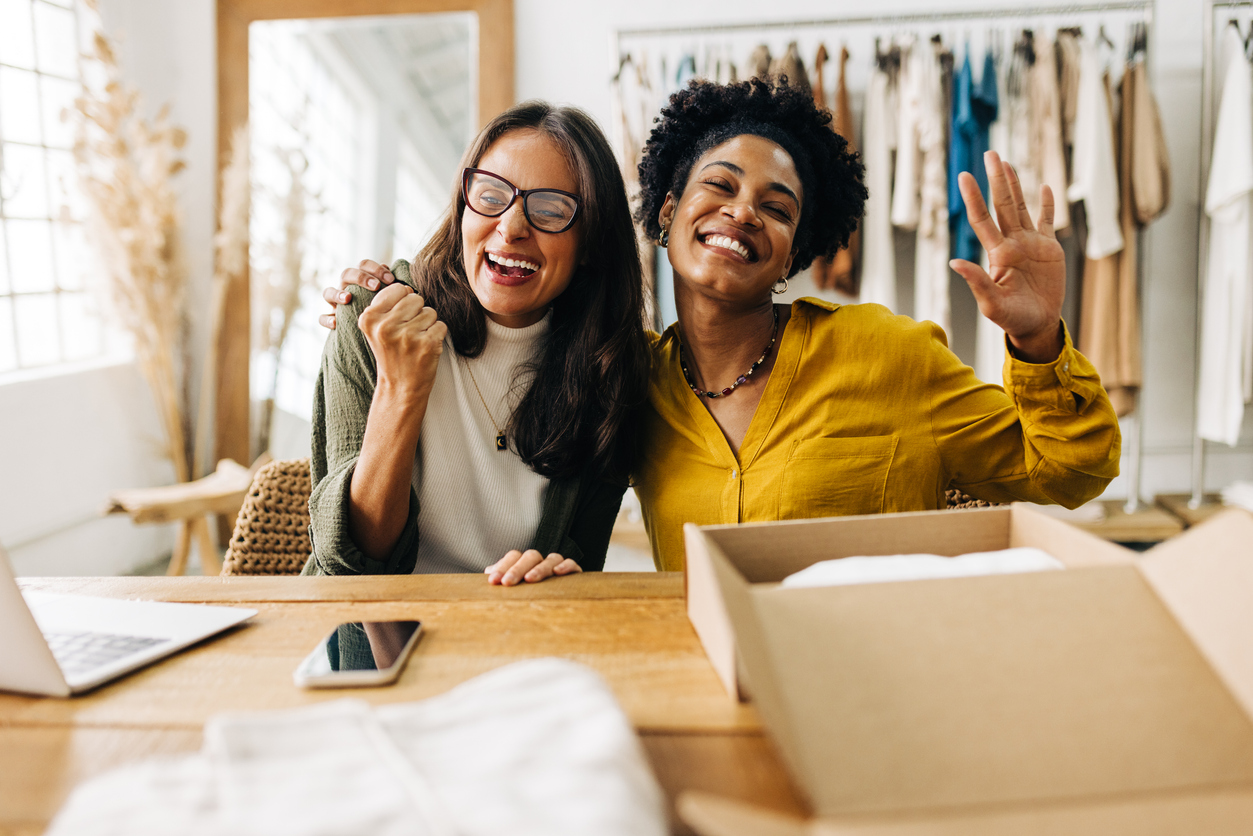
[462,129,582,328]
[660,134,803,306]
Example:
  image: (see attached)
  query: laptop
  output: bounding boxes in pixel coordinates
[0,542,256,697]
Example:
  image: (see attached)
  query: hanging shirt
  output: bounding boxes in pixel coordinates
[1198,25,1253,446]
[915,39,951,332]
[1029,36,1071,233]
[859,61,898,311]
[975,46,1011,385]
[1067,37,1123,259]
[949,50,999,265]
[812,44,861,296]
[892,35,922,230]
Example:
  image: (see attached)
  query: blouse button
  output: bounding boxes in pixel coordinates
[730,470,738,479]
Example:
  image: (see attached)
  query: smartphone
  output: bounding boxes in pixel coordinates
[293,620,422,688]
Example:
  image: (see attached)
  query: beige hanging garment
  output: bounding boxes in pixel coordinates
[747,44,772,79]
[812,45,861,295]
[769,41,811,94]
[1080,73,1133,415]
[1130,60,1171,224]
[1028,38,1070,232]
[1056,30,1083,152]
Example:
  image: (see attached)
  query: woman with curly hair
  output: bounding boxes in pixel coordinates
[626,78,1116,569]
[302,101,651,582]
[327,78,1118,575]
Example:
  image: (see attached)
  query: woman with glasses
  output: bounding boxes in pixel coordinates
[326,79,1119,575]
[302,101,650,582]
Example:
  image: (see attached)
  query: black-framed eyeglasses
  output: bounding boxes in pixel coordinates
[461,168,581,234]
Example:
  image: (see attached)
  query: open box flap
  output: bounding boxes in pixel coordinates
[686,522,743,697]
[1006,503,1135,566]
[1139,510,1253,721]
[708,555,1253,817]
[681,787,1253,836]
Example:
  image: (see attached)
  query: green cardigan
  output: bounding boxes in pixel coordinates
[302,261,626,576]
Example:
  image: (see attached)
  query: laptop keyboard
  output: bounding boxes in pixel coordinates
[43,631,166,676]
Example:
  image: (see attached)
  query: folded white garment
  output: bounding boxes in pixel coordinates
[780,547,1065,589]
[46,658,667,836]
[1222,481,1253,512]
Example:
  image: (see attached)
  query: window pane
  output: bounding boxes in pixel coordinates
[0,298,15,372]
[44,146,77,216]
[14,292,59,366]
[1,142,49,217]
[7,218,54,292]
[59,290,99,360]
[0,228,8,294]
[0,66,42,144]
[33,1,76,78]
[51,219,86,290]
[40,74,76,148]
[0,0,36,70]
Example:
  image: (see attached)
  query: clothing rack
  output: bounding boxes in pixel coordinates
[615,1,1157,515]
[614,2,1152,38]
[1191,0,1253,509]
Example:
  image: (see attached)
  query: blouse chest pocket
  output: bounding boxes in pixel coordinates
[778,436,899,520]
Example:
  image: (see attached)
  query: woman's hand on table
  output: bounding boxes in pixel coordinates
[356,284,446,398]
[950,150,1066,364]
[319,259,396,330]
[486,550,582,585]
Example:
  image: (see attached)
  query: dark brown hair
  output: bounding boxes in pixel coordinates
[410,101,650,483]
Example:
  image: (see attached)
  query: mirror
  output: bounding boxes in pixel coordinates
[210,0,513,481]
[245,13,475,457]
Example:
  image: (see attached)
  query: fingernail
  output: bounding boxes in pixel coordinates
[383,271,394,282]
[367,279,379,290]
[340,292,351,303]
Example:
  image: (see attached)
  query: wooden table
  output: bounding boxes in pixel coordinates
[0,574,808,835]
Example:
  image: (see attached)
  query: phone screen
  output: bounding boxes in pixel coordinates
[293,620,422,688]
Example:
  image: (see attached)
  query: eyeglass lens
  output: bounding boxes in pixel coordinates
[464,171,578,233]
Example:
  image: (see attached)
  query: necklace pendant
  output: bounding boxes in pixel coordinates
[495,432,507,451]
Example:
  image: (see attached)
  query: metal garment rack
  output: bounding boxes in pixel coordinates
[1191,0,1253,509]
[615,1,1156,512]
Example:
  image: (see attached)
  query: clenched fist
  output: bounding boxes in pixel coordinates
[357,283,448,398]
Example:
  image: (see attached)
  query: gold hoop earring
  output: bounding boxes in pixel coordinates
[771,276,789,295]
[658,224,670,248]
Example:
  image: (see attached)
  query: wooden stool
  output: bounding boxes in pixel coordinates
[106,455,269,576]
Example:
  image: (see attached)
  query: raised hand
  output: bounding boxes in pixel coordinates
[950,150,1066,364]
[356,284,447,398]
[318,259,396,330]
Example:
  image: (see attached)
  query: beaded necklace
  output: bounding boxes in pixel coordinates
[679,306,779,399]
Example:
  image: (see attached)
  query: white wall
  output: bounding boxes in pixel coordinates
[0,0,217,575]
[515,0,1253,500]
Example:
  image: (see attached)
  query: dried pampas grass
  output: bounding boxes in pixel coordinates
[72,14,192,483]
[193,125,250,477]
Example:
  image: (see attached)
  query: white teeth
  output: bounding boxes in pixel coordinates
[705,235,750,260]
[488,252,539,271]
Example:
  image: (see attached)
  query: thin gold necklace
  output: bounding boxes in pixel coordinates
[460,358,507,451]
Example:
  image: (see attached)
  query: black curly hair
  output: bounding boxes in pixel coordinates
[635,77,867,278]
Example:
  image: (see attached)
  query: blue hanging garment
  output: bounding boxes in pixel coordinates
[949,49,1000,263]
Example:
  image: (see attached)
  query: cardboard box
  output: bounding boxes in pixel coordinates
[681,505,1253,834]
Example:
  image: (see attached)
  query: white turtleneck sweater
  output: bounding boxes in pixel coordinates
[410,314,551,574]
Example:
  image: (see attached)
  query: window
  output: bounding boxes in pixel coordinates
[391,136,445,263]
[0,0,103,377]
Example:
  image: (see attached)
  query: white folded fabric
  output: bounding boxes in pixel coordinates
[780,547,1065,589]
[46,658,667,836]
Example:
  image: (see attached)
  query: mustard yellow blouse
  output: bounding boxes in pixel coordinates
[634,299,1121,571]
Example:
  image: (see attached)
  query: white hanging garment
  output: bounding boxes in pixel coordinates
[1029,36,1071,234]
[1067,37,1123,259]
[914,40,951,333]
[892,35,922,230]
[975,44,1011,385]
[859,63,898,310]
[1197,26,1253,446]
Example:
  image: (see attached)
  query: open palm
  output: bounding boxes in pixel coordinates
[950,151,1065,361]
